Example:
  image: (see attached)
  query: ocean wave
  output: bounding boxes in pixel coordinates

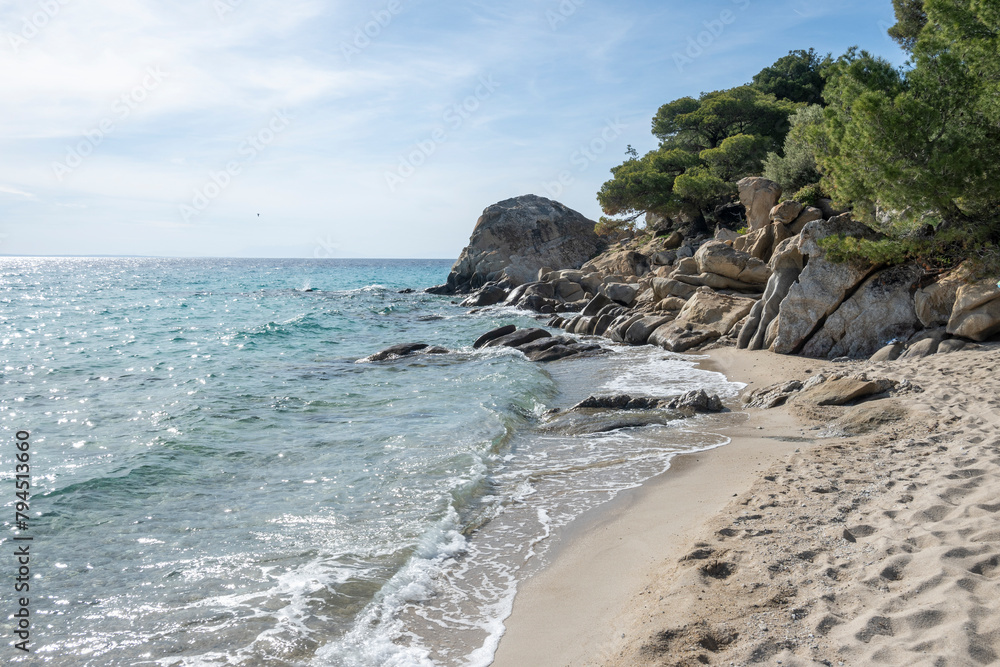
[311,507,468,667]
[221,313,335,344]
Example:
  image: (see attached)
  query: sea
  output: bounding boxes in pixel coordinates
[0,257,743,666]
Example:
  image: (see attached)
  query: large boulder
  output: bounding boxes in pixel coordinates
[624,315,675,345]
[606,313,646,343]
[947,280,1000,341]
[795,376,893,407]
[473,325,517,348]
[645,212,672,234]
[648,321,720,352]
[770,215,879,355]
[603,282,640,306]
[789,206,823,234]
[651,277,697,300]
[694,241,772,285]
[737,177,782,231]
[675,287,757,336]
[582,249,650,277]
[914,277,961,328]
[738,238,805,351]
[769,200,804,225]
[581,293,614,317]
[484,328,551,349]
[800,264,922,359]
[460,284,508,307]
[431,195,605,293]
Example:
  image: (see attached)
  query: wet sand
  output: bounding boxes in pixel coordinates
[492,344,1000,666]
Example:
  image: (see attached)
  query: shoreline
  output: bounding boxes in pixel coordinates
[490,348,821,666]
[493,343,1000,665]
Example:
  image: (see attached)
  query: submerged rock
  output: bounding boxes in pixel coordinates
[362,343,430,362]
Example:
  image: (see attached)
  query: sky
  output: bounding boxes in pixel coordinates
[0,0,908,259]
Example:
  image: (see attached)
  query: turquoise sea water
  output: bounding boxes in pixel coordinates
[0,258,740,666]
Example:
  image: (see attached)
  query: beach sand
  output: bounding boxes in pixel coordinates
[491,344,1000,666]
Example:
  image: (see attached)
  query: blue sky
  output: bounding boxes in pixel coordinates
[0,0,906,258]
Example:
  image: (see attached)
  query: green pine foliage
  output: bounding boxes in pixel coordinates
[887,0,927,51]
[751,48,831,105]
[596,0,998,273]
[763,105,824,194]
[597,76,802,229]
[815,0,1000,270]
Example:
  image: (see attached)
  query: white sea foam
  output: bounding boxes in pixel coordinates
[311,346,743,667]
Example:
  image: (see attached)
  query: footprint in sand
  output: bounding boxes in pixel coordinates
[968,554,1000,578]
[879,556,911,581]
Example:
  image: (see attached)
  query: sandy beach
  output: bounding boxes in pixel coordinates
[492,344,1000,666]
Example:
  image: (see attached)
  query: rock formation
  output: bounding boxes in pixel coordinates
[425,192,1000,363]
[737,177,782,231]
[428,195,605,294]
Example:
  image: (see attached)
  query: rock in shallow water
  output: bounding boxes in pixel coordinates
[362,343,430,362]
[483,328,552,349]
[571,389,724,414]
[473,325,517,349]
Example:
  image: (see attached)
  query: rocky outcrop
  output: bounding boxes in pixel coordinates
[947,280,1000,341]
[738,238,804,351]
[738,177,782,231]
[436,187,1000,365]
[674,288,756,337]
[695,241,772,285]
[801,264,922,359]
[429,195,605,294]
[770,215,879,355]
[744,373,911,409]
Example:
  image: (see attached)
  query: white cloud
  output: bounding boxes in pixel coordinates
[0,185,35,198]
